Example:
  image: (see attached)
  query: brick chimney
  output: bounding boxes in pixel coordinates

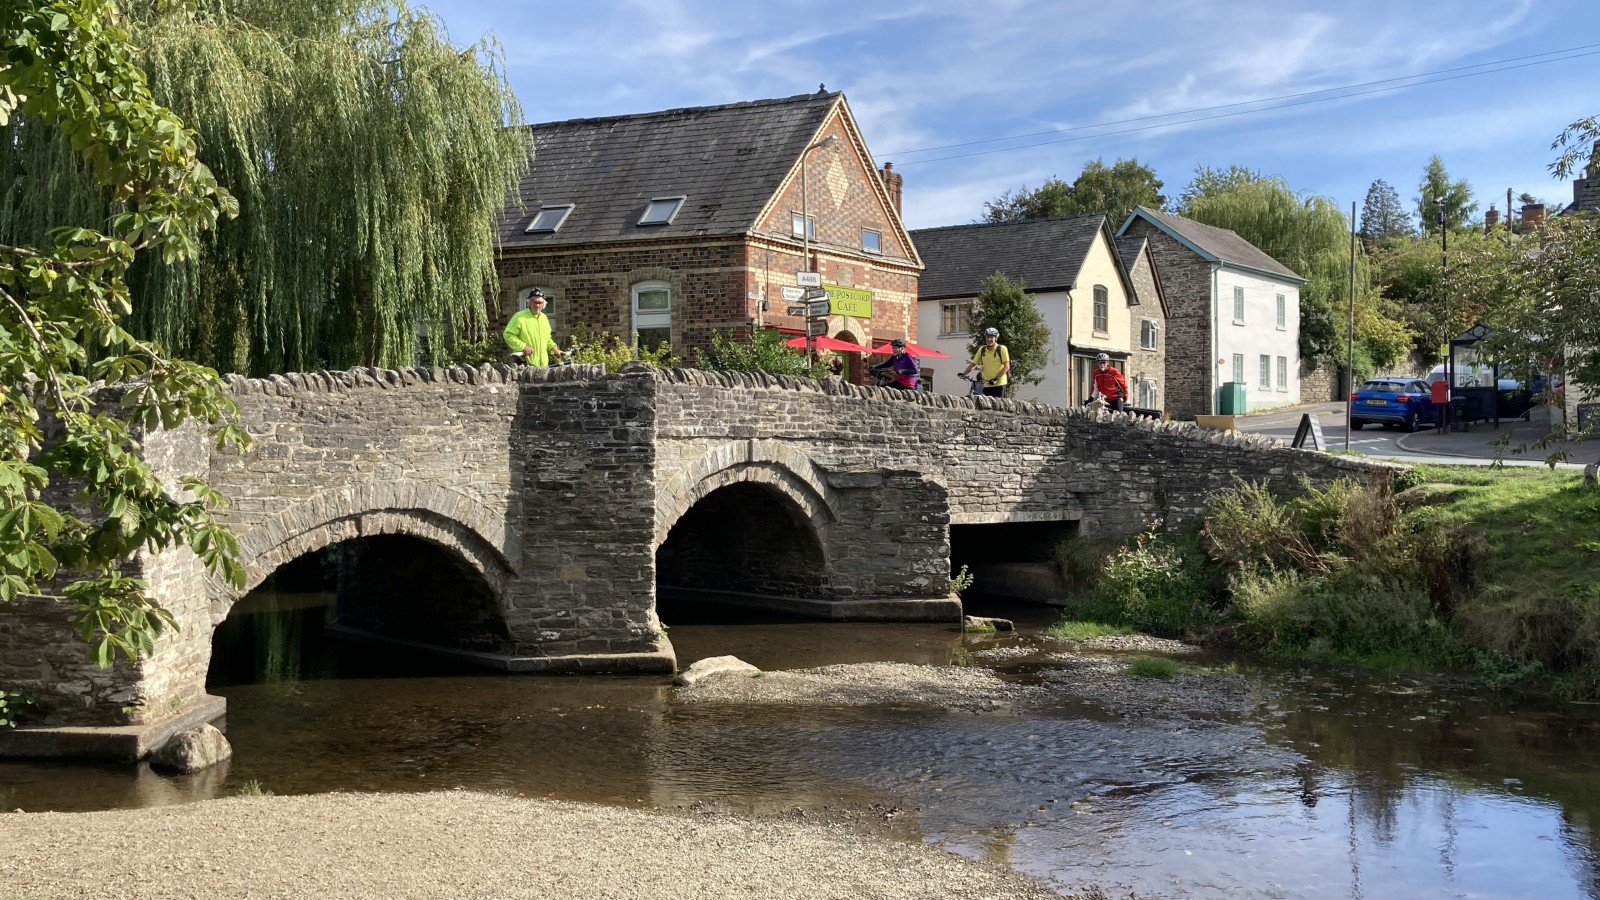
[1484,205,1499,233]
[879,162,903,217]
[1574,140,1600,213]
[1521,202,1546,231]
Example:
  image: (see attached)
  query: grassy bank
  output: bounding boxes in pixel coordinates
[1051,464,1600,697]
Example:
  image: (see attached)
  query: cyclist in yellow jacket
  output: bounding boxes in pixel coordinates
[503,290,563,366]
[961,327,1010,397]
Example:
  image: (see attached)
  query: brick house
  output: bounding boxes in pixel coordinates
[1115,235,1171,411]
[909,215,1164,408]
[491,90,920,369]
[1118,207,1304,417]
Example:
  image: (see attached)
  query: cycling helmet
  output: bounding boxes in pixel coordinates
[527,288,546,300]
[890,338,907,348]
[983,327,999,337]
[1096,352,1110,362]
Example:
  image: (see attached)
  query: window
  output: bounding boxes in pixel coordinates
[1233,286,1245,324]
[525,204,574,233]
[790,213,814,237]
[1137,379,1158,410]
[1140,318,1159,350]
[1093,285,1109,333]
[631,281,671,352]
[940,301,972,336]
[638,196,685,226]
[1277,356,1288,391]
[1259,354,1272,389]
[1232,353,1244,384]
[1275,294,1286,330]
[862,229,882,254]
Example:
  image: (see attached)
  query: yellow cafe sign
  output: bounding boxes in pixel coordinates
[824,284,873,318]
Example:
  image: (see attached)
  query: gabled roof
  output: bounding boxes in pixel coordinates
[1114,235,1169,316]
[497,92,840,248]
[1118,206,1305,284]
[909,214,1110,300]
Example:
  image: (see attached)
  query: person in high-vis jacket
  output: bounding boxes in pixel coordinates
[503,289,563,367]
[961,327,1010,397]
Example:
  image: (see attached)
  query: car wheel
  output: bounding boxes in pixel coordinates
[1349,419,1365,431]
[1403,411,1419,433]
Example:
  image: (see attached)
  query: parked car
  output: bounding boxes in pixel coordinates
[1349,378,1437,432]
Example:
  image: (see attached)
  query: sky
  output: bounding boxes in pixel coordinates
[429,0,1597,230]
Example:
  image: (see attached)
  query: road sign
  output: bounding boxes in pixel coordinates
[802,286,830,300]
[805,298,832,318]
[806,319,828,337]
[786,305,808,317]
[780,285,805,302]
[796,271,822,287]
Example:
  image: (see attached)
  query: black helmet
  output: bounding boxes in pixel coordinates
[890,338,906,348]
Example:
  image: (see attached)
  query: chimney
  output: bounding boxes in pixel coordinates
[1575,140,1600,213]
[879,162,903,216]
[1521,202,1546,231]
[1484,205,1499,233]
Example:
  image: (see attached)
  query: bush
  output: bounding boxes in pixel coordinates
[1083,530,1223,636]
[1230,563,1459,665]
[565,324,677,373]
[696,329,829,378]
[1053,536,1120,596]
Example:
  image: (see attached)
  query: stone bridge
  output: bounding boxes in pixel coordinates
[1,363,1383,758]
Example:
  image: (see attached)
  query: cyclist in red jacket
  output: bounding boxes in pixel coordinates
[1090,352,1129,411]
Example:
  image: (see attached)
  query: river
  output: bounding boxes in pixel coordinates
[3,592,1598,899]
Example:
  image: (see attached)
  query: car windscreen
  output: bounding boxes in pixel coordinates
[1361,381,1410,392]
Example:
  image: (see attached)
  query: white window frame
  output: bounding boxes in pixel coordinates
[1232,353,1244,384]
[525,204,574,234]
[638,196,686,227]
[1276,355,1289,391]
[1093,285,1109,334]
[940,301,972,336]
[631,281,671,350]
[862,229,882,254]
[1137,378,1158,410]
[1259,354,1272,390]
[1275,294,1287,330]
[790,212,815,238]
[1140,318,1159,350]
[1232,286,1245,325]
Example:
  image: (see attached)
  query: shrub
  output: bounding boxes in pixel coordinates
[1202,480,1324,574]
[1230,563,1459,665]
[695,329,829,378]
[1053,536,1120,596]
[1087,530,1223,636]
[565,324,677,373]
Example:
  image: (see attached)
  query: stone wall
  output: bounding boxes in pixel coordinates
[1121,218,1216,419]
[1123,246,1168,410]
[1300,359,1342,403]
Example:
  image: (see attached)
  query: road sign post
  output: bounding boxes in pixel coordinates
[796,272,822,287]
[786,306,808,317]
[780,285,805,302]
[805,298,831,318]
[806,319,828,338]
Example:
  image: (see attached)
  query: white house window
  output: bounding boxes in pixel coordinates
[632,281,671,351]
[638,196,686,226]
[940,302,972,335]
[1233,286,1245,324]
[1277,356,1288,391]
[1259,354,1272,389]
[1093,285,1109,333]
[1137,379,1158,409]
[791,213,815,237]
[524,204,574,233]
[1140,318,1159,350]
[1275,294,1286,330]
[1232,353,1244,384]
[517,287,552,311]
[862,229,882,253]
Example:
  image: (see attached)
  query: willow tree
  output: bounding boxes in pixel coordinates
[0,0,530,374]
[1181,174,1411,378]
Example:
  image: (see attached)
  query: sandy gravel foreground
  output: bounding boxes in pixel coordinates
[0,791,1062,900]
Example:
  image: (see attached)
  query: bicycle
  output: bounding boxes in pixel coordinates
[956,371,985,397]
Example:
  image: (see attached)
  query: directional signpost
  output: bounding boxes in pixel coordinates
[805,298,831,318]
[796,271,822,287]
[786,306,808,317]
[780,285,805,302]
[806,319,828,337]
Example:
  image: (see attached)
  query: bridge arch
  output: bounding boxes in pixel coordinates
[654,440,839,547]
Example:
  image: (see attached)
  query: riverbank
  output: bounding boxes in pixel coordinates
[1,791,1065,900]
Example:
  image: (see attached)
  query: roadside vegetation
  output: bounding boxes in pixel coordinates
[1052,465,1600,697]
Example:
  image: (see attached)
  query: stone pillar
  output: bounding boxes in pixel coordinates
[814,469,961,621]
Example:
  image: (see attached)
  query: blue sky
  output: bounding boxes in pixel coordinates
[432,0,1596,230]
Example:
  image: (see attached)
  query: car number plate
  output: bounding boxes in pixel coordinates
[1365,399,1388,405]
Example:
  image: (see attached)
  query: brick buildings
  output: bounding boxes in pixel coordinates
[492,90,920,366]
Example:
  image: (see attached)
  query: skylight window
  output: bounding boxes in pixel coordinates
[638,196,686,226]
[525,204,574,233]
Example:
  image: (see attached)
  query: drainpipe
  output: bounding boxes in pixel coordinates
[1210,263,1220,415]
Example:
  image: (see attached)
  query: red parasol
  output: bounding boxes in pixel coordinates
[869,340,952,359]
[784,335,876,353]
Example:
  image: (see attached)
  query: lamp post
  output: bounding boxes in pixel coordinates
[800,133,838,361]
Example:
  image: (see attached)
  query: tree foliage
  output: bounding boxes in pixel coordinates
[697,329,828,379]
[0,0,249,666]
[0,0,531,376]
[983,157,1165,227]
[1181,174,1410,370]
[1414,155,1477,233]
[1359,179,1411,247]
[1550,114,1599,179]
[1176,164,1261,213]
[968,272,1051,392]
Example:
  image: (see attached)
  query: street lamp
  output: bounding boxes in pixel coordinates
[800,133,838,360]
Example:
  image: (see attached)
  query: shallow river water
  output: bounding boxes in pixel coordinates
[4,596,1600,899]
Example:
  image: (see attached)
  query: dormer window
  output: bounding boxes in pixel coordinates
[525,204,574,233]
[639,196,686,226]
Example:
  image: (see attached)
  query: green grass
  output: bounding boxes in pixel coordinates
[1127,656,1178,678]
[234,780,272,797]
[1046,620,1133,639]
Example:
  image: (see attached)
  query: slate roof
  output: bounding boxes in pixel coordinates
[1121,206,1305,283]
[497,92,839,249]
[908,215,1108,300]
[1113,235,1147,273]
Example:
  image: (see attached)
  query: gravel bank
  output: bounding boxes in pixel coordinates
[1,791,1062,900]
[674,661,1036,712]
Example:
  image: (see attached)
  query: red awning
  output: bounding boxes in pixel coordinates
[784,335,875,353]
[869,340,952,359]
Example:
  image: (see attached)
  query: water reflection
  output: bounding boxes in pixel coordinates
[4,597,1600,898]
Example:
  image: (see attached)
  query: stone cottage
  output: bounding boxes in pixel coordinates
[492,90,921,368]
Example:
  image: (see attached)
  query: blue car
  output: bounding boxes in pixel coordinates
[1349,378,1437,432]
